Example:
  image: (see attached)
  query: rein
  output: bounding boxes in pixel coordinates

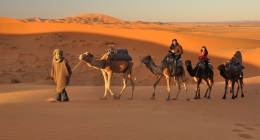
[195,65,200,76]
[134,62,143,80]
[72,60,82,71]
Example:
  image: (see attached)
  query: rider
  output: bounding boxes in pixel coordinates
[230,51,243,77]
[198,46,210,75]
[169,39,183,76]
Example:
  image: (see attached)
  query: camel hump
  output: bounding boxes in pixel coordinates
[107,48,132,61]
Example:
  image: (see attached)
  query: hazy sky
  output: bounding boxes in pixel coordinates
[0,0,259,22]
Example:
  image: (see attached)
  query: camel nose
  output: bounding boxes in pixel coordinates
[79,55,82,60]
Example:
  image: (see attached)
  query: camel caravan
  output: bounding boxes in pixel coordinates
[77,44,244,101]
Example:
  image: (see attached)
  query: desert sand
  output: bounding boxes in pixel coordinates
[0,14,260,140]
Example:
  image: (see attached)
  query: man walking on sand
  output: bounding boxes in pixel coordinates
[51,49,72,102]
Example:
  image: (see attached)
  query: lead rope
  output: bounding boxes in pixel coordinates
[72,60,82,71]
[134,63,142,80]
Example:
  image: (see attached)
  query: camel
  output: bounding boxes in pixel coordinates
[217,63,244,99]
[185,60,214,99]
[139,55,189,101]
[79,52,135,100]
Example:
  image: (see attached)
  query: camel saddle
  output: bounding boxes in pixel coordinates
[224,61,244,72]
[106,48,132,61]
[196,61,213,69]
[164,55,183,66]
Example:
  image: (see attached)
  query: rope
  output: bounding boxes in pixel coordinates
[72,60,82,71]
[134,63,142,80]
[195,65,200,76]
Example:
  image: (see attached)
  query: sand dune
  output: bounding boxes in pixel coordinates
[0,14,260,140]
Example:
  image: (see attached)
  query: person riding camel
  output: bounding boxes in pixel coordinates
[198,46,210,75]
[230,51,243,77]
[51,49,72,102]
[169,39,183,76]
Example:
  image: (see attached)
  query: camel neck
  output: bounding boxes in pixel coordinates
[145,60,165,75]
[88,58,105,69]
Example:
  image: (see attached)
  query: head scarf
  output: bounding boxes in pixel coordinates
[53,49,64,62]
[231,51,242,65]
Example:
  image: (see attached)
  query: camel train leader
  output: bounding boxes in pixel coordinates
[51,49,72,102]
[169,38,183,76]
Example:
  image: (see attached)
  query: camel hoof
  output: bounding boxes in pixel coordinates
[113,95,120,100]
[101,97,106,100]
[207,97,210,99]
[241,94,244,97]
[186,98,190,101]
[231,97,236,99]
[150,97,155,100]
[172,98,177,100]
[194,98,198,100]
[166,98,170,101]
[128,97,133,100]
[222,97,226,99]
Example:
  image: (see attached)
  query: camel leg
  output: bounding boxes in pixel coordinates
[165,75,171,101]
[204,80,211,99]
[222,80,228,99]
[231,81,236,99]
[206,79,213,99]
[106,71,118,99]
[183,82,189,101]
[173,76,181,100]
[240,78,244,97]
[195,79,202,100]
[235,81,239,98]
[181,74,189,101]
[229,81,233,93]
[151,76,162,100]
[204,89,208,98]
[118,74,128,99]
[101,71,109,100]
[127,73,135,100]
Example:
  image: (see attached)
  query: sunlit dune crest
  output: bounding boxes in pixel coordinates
[0,17,22,23]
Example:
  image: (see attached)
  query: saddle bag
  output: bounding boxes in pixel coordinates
[107,48,132,61]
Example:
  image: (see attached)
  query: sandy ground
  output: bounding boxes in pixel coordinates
[0,15,260,140]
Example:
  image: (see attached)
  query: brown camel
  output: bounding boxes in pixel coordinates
[139,55,189,100]
[185,60,214,99]
[217,62,244,99]
[79,52,135,99]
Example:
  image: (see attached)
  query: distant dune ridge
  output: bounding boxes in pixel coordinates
[17,13,126,24]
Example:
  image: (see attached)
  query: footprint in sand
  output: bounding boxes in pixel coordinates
[232,123,258,139]
[237,134,253,139]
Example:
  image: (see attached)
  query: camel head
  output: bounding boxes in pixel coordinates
[140,55,152,65]
[185,60,192,67]
[79,52,94,63]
